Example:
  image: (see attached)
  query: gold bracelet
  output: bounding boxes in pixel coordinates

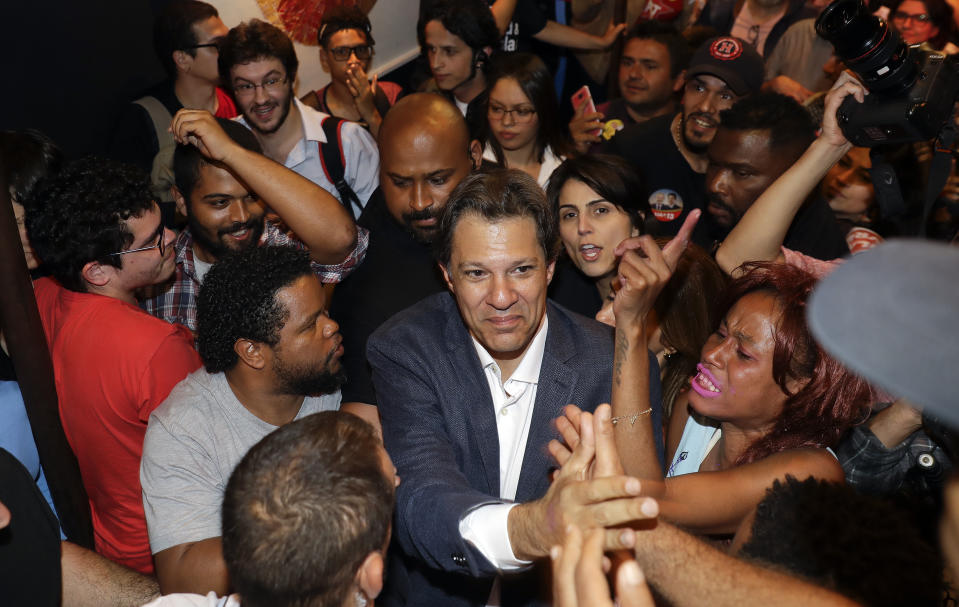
[611,408,653,426]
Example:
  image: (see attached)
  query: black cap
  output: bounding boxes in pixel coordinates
[686,36,765,96]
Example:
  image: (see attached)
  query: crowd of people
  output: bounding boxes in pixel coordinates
[1,0,958,605]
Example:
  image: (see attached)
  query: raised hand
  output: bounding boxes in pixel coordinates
[552,526,655,607]
[169,109,238,163]
[820,71,867,149]
[346,64,377,121]
[610,209,700,326]
[569,102,605,154]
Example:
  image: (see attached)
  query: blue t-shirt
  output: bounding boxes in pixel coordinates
[0,380,64,539]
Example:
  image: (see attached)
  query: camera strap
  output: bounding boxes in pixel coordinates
[869,150,908,219]
[920,111,957,237]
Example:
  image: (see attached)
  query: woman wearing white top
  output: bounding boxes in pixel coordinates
[479,53,573,188]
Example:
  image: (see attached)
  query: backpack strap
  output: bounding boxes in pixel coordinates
[133,95,174,152]
[318,115,362,217]
[134,96,178,216]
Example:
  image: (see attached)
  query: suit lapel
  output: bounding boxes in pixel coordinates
[516,305,576,503]
[443,302,501,497]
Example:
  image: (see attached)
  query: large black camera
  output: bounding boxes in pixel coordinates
[815,0,959,146]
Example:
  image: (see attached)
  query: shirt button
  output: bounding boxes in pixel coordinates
[500,408,509,416]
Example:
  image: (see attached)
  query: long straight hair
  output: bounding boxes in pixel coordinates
[481,52,573,166]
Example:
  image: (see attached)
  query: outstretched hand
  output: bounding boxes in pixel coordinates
[511,407,657,559]
[550,404,626,479]
[552,526,654,607]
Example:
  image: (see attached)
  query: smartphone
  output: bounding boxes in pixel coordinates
[571,85,602,137]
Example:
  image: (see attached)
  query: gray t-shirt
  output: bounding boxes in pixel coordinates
[140,369,340,553]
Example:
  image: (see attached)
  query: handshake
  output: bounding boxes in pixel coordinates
[508,404,658,606]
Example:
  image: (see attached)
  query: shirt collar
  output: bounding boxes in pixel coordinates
[295,97,329,144]
[471,314,549,386]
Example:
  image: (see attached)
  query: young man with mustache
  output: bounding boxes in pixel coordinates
[600,36,763,247]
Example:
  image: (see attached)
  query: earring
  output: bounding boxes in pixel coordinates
[354,591,369,607]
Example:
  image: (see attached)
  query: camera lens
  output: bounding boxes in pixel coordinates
[816,0,918,96]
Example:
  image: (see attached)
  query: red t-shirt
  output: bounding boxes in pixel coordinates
[214,87,238,119]
[33,278,201,574]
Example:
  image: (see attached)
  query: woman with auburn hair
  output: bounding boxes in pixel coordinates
[555,228,872,535]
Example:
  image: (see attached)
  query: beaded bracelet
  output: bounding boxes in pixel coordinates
[610,408,653,426]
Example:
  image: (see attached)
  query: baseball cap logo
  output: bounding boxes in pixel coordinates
[710,37,743,60]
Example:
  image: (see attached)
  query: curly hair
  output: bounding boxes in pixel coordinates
[740,477,942,607]
[218,19,298,89]
[724,262,873,464]
[25,157,154,292]
[196,246,313,373]
[318,4,374,47]
[223,411,395,607]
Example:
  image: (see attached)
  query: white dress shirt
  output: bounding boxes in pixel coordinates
[236,98,380,219]
[458,316,549,576]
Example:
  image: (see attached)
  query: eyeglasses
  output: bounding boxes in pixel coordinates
[110,225,166,258]
[233,76,289,97]
[488,105,537,123]
[327,44,373,61]
[892,11,932,23]
[184,38,224,51]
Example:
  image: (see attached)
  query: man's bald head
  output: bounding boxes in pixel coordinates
[378,93,479,243]
[380,93,471,156]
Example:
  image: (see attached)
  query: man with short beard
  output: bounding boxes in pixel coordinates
[601,37,763,246]
[140,110,366,333]
[570,22,690,153]
[219,19,379,218]
[140,246,343,596]
[328,93,483,434]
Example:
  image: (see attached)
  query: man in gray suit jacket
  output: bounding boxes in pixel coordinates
[368,169,663,606]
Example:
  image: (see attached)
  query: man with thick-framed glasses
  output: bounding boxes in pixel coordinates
[218,19,379,220]
[108,0,238,215]
[24,157,202,576]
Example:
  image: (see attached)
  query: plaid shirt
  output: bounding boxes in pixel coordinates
[140,218,368,332]
[837,408,950,495]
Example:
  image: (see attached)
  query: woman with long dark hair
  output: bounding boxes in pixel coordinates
[480,52,573,187]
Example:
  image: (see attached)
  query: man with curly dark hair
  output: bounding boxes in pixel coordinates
[25,157,202,575]
[140,245,341,596]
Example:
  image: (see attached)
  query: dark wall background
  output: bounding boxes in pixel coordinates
[0,0,168,158]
